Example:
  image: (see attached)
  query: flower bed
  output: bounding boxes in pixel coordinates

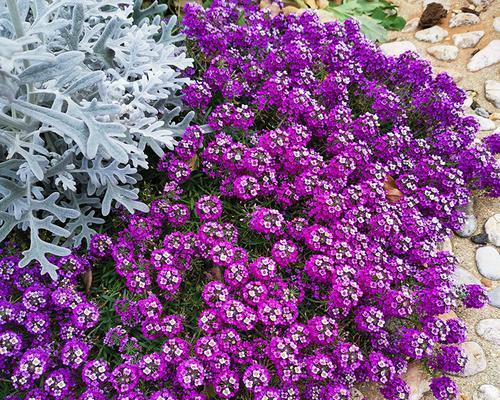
[1,0,499,399]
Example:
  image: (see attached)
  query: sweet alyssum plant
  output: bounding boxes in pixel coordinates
[0,0,193,278]
[0,0,499,399]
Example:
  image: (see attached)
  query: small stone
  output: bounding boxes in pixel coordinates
[473,385,500,400]
[415,26,448,43]
[485,214,500,246]
[468,40,500,72]
[494,17,500,32]
[403,18,419,32]
[476,246,500,280]
[455,214,477,237]
[471,233,489,245]
[419,3,447,29]
[468,90,479,99]
[453,31,484,48]
[491,113,500,120]
[464,97,474,108]
[461,6,480,15]
[480,277,492,288]
[458,341,487,377]
[380,41,418,57]
[474,115,496,131]
[475,107,489,118]
[403,362,431,400]
[485,80,500,109]
[489,287,500,308]
[452,267,481,286]
[475,319,500,346]
[427,45,459,61]
[467,0,492,9]
[449,12,480,28]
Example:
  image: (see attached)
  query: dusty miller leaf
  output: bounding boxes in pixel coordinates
[0,0,192,277]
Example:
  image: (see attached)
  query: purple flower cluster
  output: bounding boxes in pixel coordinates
[0,250,100,398]
[2,0,498,398]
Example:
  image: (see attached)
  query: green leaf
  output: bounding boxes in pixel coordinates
[237,10,246,26]
[371,7,389,20]
[324,6,389,42]
[356,14,388,42]
[324,0,406,41]
[338,0,383,14]
[380,15,406,30]
[202,0,214,8]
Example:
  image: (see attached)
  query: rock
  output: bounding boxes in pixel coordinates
[462,5,480,13]
[475,107,489,119]
[380,41,418,57]
[403,18,420,33]
[452,31,484,48]
[452,267,481,286]
[468,40,500,72]
[485,214,500,246]
[494,17,500,32]
[403,362,431,400]
[485,80,500,109]
[449,12,480,28]
[474,115,496,131]
[476,319,500,346]
[471,233,489,245]
[489,287,500,308]
[464,96,474,108]
[480,277,493,288]
[476,246,500,280]
[415,26,448,43]
[467,0,492,9]
[473,385,500,400]
[455,214,477,237]
[458,341,487,377]
[419,3,447,29]
[427,45,458,61]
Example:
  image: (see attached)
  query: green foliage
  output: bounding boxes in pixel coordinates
[326,0,406,42]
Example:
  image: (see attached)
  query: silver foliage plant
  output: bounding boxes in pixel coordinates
[0,0,194,278]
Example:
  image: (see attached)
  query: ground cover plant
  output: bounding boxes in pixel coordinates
[1,0,499,399]
[0,0,193,278]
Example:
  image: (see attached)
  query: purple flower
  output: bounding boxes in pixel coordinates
[430,376,459,400]
[61,338,90,369]
[176,358,205,389]
[463,284,489,308]
[111,363,139,393]
[195,195,223,221]
[214,370,240,398]
[243,364,270,391]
